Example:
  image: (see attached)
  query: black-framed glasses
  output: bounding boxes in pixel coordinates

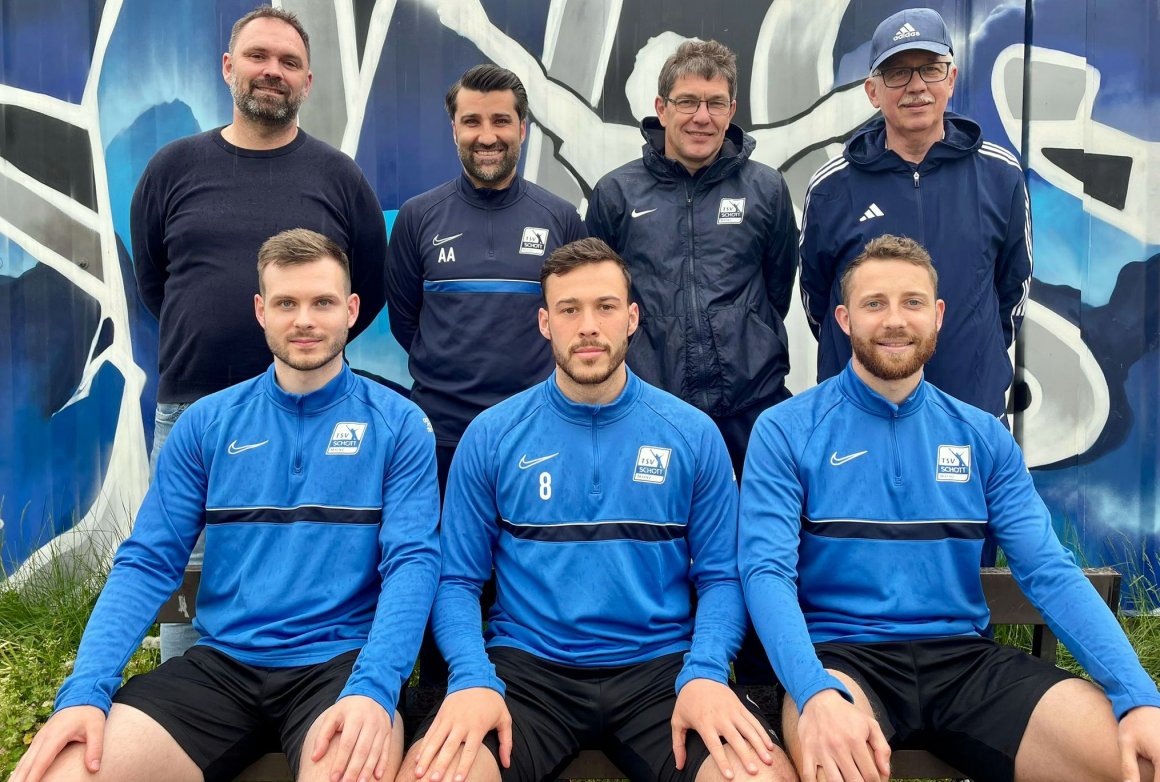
[663,96,733,116]
[874,61,951,88]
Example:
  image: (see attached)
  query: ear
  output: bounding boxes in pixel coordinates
[946,64,957,98]
[935,298,946,332]
[835,303,852,337]
[519,118,527,145]
[654,95,667,125]
[347,293,360,329]
[254,293,266,328]
[303,69,313,100]
[726,98,738,122]
[627,301,640,338]
[538,307,551,341]
[864,77,882,109]
[222,52,233,86]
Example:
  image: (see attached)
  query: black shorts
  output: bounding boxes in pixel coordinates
[417,646,777,782]
[113,645,360,782]
[815,636,1077,782]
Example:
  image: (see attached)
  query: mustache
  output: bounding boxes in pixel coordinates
[571,340,609,353]
[250,77,288,95]
[899,96,935,107]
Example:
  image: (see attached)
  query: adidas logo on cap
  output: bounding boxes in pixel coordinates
[893,22,921,41]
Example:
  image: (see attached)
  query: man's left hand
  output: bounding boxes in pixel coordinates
[1118,705,1160,782]
[310,694,394,782]
[672,678,777,779]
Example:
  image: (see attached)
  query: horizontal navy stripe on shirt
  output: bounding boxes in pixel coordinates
[499,518,686,543]
[206,506,381,525]
[423,279,541,295]
[802,516,987,541]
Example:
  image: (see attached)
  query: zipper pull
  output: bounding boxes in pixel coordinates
[913,170,920,188]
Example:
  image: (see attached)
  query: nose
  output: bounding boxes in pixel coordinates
[578,307,600,336]
[882,304,907,328]
[904,69,926,90]
[477,122,498,146]
[293,307,315,330]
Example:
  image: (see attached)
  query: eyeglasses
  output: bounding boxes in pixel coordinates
[663,96,733,116]
[874,61,951,88]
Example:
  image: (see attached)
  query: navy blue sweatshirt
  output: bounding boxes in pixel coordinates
[386,174,585,446]
[132,129,388,403]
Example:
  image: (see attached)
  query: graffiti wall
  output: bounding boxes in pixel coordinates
[1,0,1157,597]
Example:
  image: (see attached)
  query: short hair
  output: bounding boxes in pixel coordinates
[539,238,633,304]
[228,5,310,63]
[445,64,529,122]
[257,229,349,294]
[657,40,738,100]
[840,234,939,305]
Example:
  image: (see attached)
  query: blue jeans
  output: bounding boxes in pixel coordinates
[152,402,203,661]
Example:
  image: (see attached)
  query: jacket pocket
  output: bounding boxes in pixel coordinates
[705,307,789,413]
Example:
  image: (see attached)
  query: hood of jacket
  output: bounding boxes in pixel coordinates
[844,112,982,172]
[639,116,755,184]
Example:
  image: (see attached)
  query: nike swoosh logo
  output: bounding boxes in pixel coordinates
[432,233,463,246]
[228,439,270,455]
[630,208,657,219]
[518,453,559,469]
[829,450,868,466]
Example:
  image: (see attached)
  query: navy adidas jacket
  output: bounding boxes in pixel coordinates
[434,369,745,696]
[799,114,1032,418]
[740,363,1160,718]
[586,119,798,418]
[386,175,585,447]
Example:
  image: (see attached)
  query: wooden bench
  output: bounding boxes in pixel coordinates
[157,566,1122,781]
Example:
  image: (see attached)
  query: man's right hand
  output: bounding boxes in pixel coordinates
[797,690,890,782]
[10,705,106,782]
[413,687,512,782]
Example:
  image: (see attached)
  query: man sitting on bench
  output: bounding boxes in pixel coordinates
[739,234,1160,782]
[399,238,795,782]
[13,229,440,782]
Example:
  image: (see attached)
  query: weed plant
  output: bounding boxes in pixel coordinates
[0,545,158,778]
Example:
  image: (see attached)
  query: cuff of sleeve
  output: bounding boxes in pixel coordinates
[54,691,112,717]
[794,675,853,715]
[1112,693,1160,721]
[447,673,507,699]
[337,685,398,718]
[675,663,730,695]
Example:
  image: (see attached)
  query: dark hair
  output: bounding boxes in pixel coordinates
[539,238,632,304]
[257,229,349,294]
[445,64,529,121]
[658,40,738,100]
[840,234,939,305]
[229,5,310,63]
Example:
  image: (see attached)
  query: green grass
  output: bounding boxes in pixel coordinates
[0,548,159,779]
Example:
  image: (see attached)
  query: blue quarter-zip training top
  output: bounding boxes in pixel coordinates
[434,368,745,696]
[739,362,1160,719]
[54,364,441,716]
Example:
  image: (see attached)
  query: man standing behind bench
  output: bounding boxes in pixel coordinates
[400,238,794,782]
[13,230,439,782]
[739,235,1160,782]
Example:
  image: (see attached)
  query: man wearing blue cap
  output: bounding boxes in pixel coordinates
[798,8,1032,423]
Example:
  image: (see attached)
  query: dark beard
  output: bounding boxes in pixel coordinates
[231,77,302,127]
[551,338,628,387]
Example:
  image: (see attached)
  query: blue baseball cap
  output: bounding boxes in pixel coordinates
[869,8,953,73]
